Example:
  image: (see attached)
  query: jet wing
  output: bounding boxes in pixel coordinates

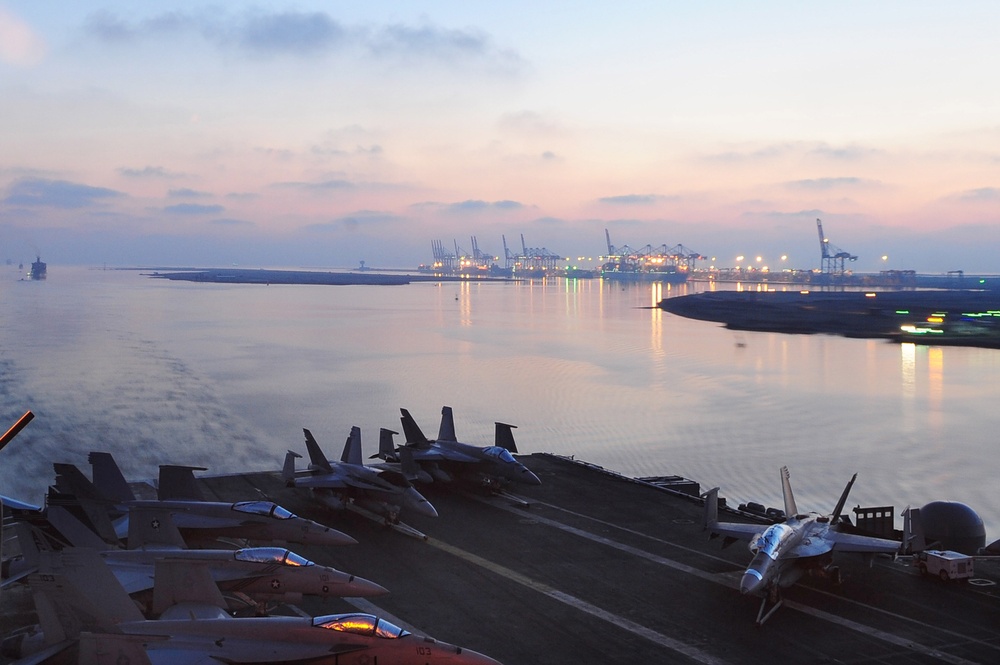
[288,473,350,490]
[415,448,478,464]
[707,521,765,541]
[827,529,901,554]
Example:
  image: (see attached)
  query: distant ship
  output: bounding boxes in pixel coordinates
[28,255,46,280]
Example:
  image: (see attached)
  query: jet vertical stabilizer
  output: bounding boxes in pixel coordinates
[399,408,431,447]
[282,450,301,483]
[831,473,857,523]
[157,465,208,501]
[303,429,334,472]
[495,422,519,454]
[31,549,145,641]
[45,505,108,550]
[88,452,136,503]
[127,506,186,550]
[51,464,121,545]
[438,406,458,442]
[152,559,228,618]
[341,426,364,467]
[376,428,399,461]
[780,466,798,517]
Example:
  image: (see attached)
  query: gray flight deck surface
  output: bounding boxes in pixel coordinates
[4,454,999,664]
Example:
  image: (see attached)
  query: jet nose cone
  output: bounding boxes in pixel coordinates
[316,526,358,546]
[517,466,541,486]
[346,575,390,597]
[405,488,439,518]
[740,569,764,596]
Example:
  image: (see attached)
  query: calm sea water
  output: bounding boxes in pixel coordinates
[1,267,998,540]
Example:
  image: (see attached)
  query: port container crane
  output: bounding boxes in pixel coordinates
[816,218,857,275]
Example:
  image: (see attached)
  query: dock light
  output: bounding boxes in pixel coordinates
[927,316,944,323]
[865,293,876,298]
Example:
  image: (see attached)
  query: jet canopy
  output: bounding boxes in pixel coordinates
[232,500,296,520]
[234,547,313,567]
[751,523,794,558]
[313,613,410,639]
[483,446,516,463]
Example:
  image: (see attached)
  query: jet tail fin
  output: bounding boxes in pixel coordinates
[831,473,857,523]
[152,559,227,616]
[282,450,302,482]
[780,466,798,517]
[303,429,333,472]
[437,406,458,442]
[87,452,135,503]
[157,465,208,501]
[45,505,109,550]
[495,422,519,453]
[399,408,431,446]
[29,549,145,643]
[50,466,121,545]
[127,506,186,550]
[53,463,109,503]
[375,428,399,461]
[397,445,421,482]
[702,487,720,529]
[340,426,363,466]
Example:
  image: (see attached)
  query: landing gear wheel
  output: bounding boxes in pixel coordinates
[830,565,842,586]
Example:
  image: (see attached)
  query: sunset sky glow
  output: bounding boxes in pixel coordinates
[2,2,999,272]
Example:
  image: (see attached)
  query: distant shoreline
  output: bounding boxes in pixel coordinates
[142,267,511,285]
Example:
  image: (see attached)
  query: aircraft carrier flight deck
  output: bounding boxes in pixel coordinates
[3,453,999,664]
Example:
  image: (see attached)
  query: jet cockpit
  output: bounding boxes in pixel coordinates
[750,522,794,559]
[483,446,516,464]
[231,501,295,520]
[234,547,313,567]
[314,613,410,639]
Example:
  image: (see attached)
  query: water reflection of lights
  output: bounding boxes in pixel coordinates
[900,342,916,397]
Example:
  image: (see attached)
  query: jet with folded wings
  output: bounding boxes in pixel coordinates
[386,407,541,489]
[6,548,503,665]
[283,426,438,523]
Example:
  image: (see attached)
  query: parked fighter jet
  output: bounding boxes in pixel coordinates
[390,407,541,488]
[7,548,503,665]
[6,505,386,613]
[703,466,902,625]
[283,426,438,523]
[54,454,357,548]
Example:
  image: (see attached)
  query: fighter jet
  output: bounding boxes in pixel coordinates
[389,407,541,488]
[53,454,357,548]
[703,466,901,625]
[5,505,387,613]
[7,548,503,665]
[283,426,438,523]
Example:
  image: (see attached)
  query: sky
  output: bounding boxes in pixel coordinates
[2,1,999,272]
